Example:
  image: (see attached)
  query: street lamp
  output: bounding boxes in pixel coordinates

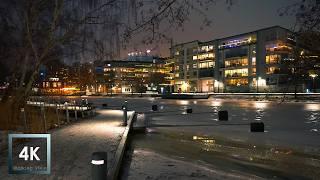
[309,74,318,92]
[256,77,262,93]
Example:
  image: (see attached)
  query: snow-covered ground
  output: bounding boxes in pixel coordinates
[121,148,262,180]
[78,97,320,179]
[0,109,130,180]
[30,96,319,179]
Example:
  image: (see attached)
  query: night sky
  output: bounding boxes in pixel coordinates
[127,0,298,58]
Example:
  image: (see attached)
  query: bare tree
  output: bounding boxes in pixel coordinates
[0,0,235,130]
[278,0,320,96]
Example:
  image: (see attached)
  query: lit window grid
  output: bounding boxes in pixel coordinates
[266,66,280,74]
[193,53,215,60]
[225,78,249,86]
[225,68,249,78]
[225,57,248,67]
[218,35,257,49]
[266,54,281,64]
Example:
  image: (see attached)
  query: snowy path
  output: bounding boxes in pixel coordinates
[0,109,130,180]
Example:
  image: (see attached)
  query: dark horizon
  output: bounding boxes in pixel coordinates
[124,0,297,58]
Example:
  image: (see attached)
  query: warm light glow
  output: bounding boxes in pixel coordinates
[62,87,77,91]
[225,68,248,77]
[304,104,320,111]
[309,74,318,78]
[211,101,222,107]
[178,100,190,105]
[254,102,269,109]
[181,82,189,92]
[225,57,248,67]
[214,80,224,88]
[257,77,266,86]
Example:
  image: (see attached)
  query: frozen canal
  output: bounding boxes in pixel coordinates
[80,96,320,179]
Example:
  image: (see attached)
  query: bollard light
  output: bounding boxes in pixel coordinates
[122,104,128,126]
[152,105,158,111]
[218,110,228,121]
[186,108,192,114]
[250,122,264,132]
[91,152,107,180]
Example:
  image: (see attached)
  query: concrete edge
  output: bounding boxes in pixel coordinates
[107,111,136,180]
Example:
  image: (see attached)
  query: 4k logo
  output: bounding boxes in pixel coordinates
[8,134,51,174]
[19,146,40,161]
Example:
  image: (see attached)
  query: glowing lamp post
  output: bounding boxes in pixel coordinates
[310,74,318,93]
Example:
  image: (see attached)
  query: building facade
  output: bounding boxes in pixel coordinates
[93,55,171,94]
[171,26,297,93]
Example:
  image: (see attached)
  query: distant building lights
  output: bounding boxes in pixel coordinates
[181,82,189,92]
[62,87,77,91]
[309,74,318,79]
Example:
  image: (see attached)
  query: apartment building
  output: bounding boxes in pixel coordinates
[171,26,297,92]
[94,55,171,94]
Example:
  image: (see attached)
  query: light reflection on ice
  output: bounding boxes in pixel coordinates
[211,101,222,107]
[310,129,318,132]
[305,112,320,133]
[178,100,190,105]
[254,102,269,109]
[304,104,320,111]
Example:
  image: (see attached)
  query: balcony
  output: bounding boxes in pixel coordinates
[225,63,248,68]
[225,73,248,78]
[199,69,214,78]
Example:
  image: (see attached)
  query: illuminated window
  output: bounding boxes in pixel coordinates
[225,78,248,86]
[225,57,248,67]
[193,55,197,60]
[193,64,197,68]
[266,55,280,64]
[199,45,214,52]
[52,82,57,88]
[196,53,215,60]
[252,68,256,76]
[266,66,280,74]
[252,78,257,86]
[225,68,248,77]
[199,61,214,69]
[266,43,292,52]
[252,57,256,66]
[209,61,214,67]
[219,35,256,49]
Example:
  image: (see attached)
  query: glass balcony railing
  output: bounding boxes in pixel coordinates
[199,69,214,78]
